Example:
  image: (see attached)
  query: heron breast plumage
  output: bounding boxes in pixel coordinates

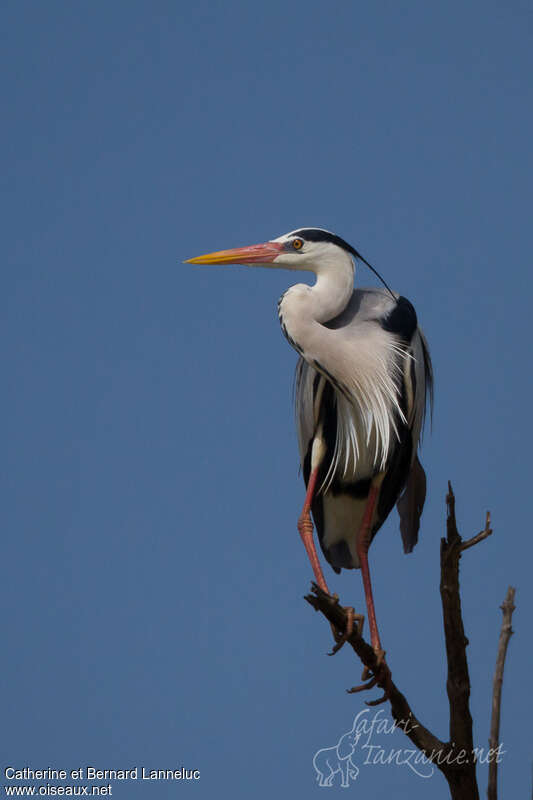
[287,287,432,571]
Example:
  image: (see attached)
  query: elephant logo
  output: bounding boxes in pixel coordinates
[313,719,361,788]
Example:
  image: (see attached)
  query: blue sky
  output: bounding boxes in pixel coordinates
[2,1,532,797]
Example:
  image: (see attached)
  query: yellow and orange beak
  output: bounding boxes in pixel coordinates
[184,240,283,266]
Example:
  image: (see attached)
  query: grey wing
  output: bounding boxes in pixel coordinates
[409,327,433,454]
[294,357,317,470]
[295,290,433,555]
[397,456,427,553]
[396,328,433,553]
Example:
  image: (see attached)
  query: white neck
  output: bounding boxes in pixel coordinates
[278,250,354,345]
[311,258,355,323]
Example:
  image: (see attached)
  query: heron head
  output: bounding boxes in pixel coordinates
[184,227,358,274]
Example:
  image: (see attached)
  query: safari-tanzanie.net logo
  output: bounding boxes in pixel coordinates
[312,709,505,788]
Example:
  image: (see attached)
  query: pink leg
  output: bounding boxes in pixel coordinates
[356,486,383,654]
[297,467,330,594]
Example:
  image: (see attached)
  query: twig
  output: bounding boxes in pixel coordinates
[460,511,492,552]
[487,586,516,800]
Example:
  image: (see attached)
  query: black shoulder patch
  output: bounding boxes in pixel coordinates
[380,296,417,343]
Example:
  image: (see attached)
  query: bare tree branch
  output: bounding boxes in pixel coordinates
[306,585,448,757]
[460,511,492,552]
[305,484,504,800]
[441,483,472,749]
[439,483,486,799]
[487,586,516,800]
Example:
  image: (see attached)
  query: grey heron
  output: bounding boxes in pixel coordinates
[186,228,432,665]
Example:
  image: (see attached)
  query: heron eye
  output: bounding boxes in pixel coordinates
[292,238,304,250]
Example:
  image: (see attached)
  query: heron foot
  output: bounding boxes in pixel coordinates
[347,649,392,705]
[327,596,364,656]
